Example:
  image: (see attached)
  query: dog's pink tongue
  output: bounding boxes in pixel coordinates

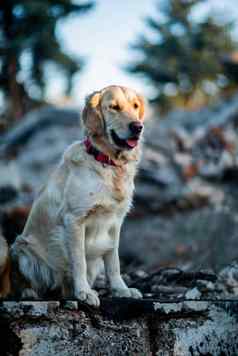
[126,139,138,148]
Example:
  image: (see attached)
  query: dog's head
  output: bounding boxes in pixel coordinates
[82,85,145,152]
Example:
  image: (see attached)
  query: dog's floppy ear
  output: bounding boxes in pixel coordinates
[137,94,145,121]
[82,91,105,136]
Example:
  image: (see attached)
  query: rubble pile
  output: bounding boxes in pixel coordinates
[137,92,238,213]
[94,263,238,301]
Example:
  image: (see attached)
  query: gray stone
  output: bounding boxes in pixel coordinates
[0,300,237,355]
[185,287,202,300]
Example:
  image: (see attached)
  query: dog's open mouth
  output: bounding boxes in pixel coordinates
[111,130,139,149]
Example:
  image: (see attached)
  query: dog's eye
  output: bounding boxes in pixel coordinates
[110,104,121,111]
[134,102,139,109]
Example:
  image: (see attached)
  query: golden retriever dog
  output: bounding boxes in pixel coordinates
[5,85,145,306]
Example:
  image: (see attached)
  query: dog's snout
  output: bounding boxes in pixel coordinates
[129,122,143,135]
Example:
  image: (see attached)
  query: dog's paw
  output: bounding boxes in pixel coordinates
[75,288,100,307]
[112,287,142,299]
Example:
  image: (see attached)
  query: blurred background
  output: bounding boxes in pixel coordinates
[1,0,238,273]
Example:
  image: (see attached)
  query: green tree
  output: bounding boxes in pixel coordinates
[127,0,238,112]
[0,0,94,120]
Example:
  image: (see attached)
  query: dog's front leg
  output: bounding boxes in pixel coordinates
[104,226,142,299]
[65,214,100,307]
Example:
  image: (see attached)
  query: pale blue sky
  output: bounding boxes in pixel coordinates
[46,0,238,107]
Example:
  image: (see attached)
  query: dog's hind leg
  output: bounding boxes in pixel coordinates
[10,238,56,298]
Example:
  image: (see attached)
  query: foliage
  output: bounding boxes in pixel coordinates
[0,0,94,120]
[127,0,238,111]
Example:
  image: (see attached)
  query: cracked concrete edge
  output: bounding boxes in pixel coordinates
[1,300,238,355]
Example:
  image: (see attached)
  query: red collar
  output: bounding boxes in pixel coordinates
[84,138,116,167]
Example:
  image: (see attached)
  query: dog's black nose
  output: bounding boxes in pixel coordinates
[129,122,143,135]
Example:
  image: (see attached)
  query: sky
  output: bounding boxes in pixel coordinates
[46,0,238,108]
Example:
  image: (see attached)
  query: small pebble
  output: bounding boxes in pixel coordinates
[185,287,201,300]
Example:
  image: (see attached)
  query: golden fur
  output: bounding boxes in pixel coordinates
[0,85,145,305]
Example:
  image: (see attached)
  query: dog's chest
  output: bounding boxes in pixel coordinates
[83,167,135,258]
[84,208,118,258]
[103,166,135,211]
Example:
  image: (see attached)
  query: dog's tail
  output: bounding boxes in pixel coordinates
[0,233,11,298]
